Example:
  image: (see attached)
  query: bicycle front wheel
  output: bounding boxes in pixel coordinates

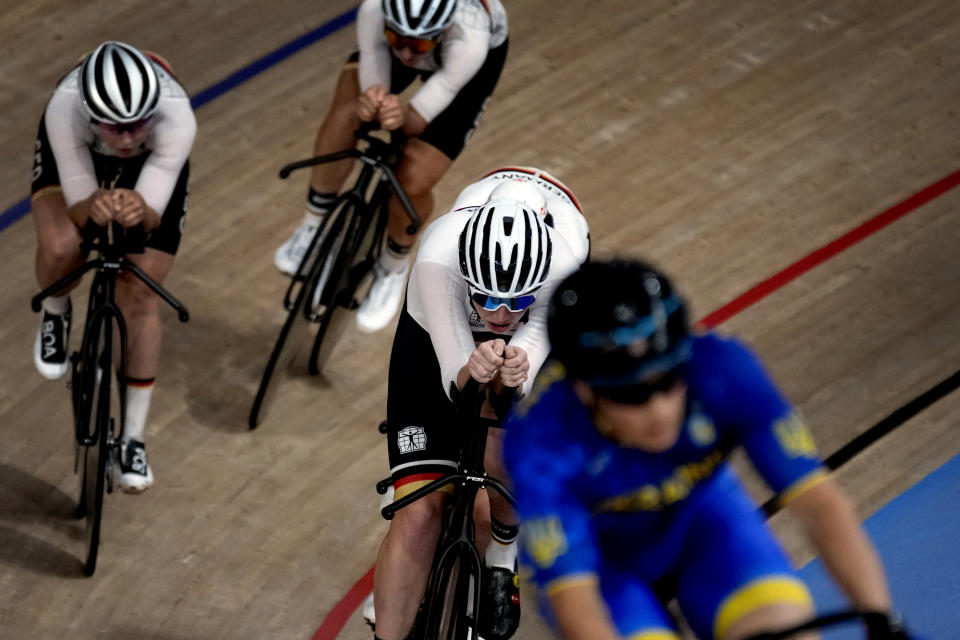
[307,195,382,375]
[424,548,478,640]
[249,279,313,429]
[74,310,114,576]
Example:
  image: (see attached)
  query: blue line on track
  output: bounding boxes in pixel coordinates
[0,6,358,234]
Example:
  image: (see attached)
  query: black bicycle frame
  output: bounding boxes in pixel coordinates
[380,380,517,640]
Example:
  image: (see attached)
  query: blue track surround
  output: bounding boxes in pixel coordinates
[799,453,960,639]
[0,6,358,234]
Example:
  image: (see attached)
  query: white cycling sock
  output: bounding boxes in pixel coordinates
[124,378,154,443]
[300,210,324,228]
[485,519,519,570]
[378,235,411,273]
[306,188,336,216]
[41,294,70,315]
[485,538,518,571]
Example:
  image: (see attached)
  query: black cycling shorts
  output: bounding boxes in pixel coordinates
[386,303,464,489]
[348,38,508,160]
[32,114,190,255]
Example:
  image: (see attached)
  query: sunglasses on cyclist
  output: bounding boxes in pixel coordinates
[99,116,154,135]
[470,290,537,312]
[384,27,439,54]
[594,369,683,405]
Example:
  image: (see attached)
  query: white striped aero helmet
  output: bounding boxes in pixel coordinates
[80,41,160,124]
[459,198,553,307]
[383,0,458,39]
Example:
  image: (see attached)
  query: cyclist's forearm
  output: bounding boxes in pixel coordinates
[456,364,472,391]
[789,479,892,611]
[66,194,96,227]
[140,205,161,233]
[549,582,622,640]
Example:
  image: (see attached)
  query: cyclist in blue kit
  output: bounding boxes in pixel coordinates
[503,259,910,639]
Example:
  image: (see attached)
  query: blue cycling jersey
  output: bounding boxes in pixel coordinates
[503,332,827,593]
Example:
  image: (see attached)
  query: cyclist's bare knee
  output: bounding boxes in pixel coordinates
[33,195,83,266]
[395,140,451,199]
[389,490,445,543]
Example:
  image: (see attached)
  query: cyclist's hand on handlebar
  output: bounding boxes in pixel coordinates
[469,339,506,383]
[377,94,405,131]
[358,85,388,122]
[500,346,529,388]
[112,188,147,228]
[88,188,116,226]
[868,610,914,640]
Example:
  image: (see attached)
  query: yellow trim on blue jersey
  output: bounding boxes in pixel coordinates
[626,629,682,640]
[593,451,726,513]
[514,360,566,419]
[544,572,598,597]
[776,467,830,507]
[713,575,813,640]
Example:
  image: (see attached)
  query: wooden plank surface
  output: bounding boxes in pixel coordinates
[1,1,958,638]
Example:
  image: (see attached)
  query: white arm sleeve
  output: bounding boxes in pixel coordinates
[502,279,558,398]
[546,196,591,265]
[408,261,477,399]
[409,24,490,123]
[44,90,98,207]
[357,0,392,92]
[136,96,196,215]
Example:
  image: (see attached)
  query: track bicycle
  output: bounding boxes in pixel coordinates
[249,125,421,430]
[30,222,189,576]
[378,380,517,640]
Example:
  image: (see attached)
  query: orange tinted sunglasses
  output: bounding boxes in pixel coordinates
[384,27,438,54]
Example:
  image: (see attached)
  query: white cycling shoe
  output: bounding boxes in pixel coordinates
[356,261,409,333]
[116,439,154,494]
[275,217,323,275]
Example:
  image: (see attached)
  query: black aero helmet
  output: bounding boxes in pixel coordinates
[80,41,160,124]
[383,0,458,39]
[548,259,692,388]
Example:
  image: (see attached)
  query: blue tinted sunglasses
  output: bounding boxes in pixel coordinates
[470,291,537,312]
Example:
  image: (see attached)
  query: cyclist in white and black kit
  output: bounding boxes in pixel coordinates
[31,41,196,493]
[367,170,588,640]
[274,0,509,334]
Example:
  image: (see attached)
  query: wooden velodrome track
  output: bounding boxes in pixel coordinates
[1,1,959,638]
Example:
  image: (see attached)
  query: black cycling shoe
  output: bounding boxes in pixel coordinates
[479,567,521,640]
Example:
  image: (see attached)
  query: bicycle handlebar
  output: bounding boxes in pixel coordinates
[742,609,912,640]
[30,222,190,323]
[276,125,421,234]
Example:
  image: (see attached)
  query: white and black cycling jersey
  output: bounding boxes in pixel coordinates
[452,166,591,264]
[357,0,509,124]
[407,202,583,400]
[42,62,196,215]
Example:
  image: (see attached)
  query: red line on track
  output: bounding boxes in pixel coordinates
[310,167,960,640]
[311,566,374,640]
[698,167,960,328]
